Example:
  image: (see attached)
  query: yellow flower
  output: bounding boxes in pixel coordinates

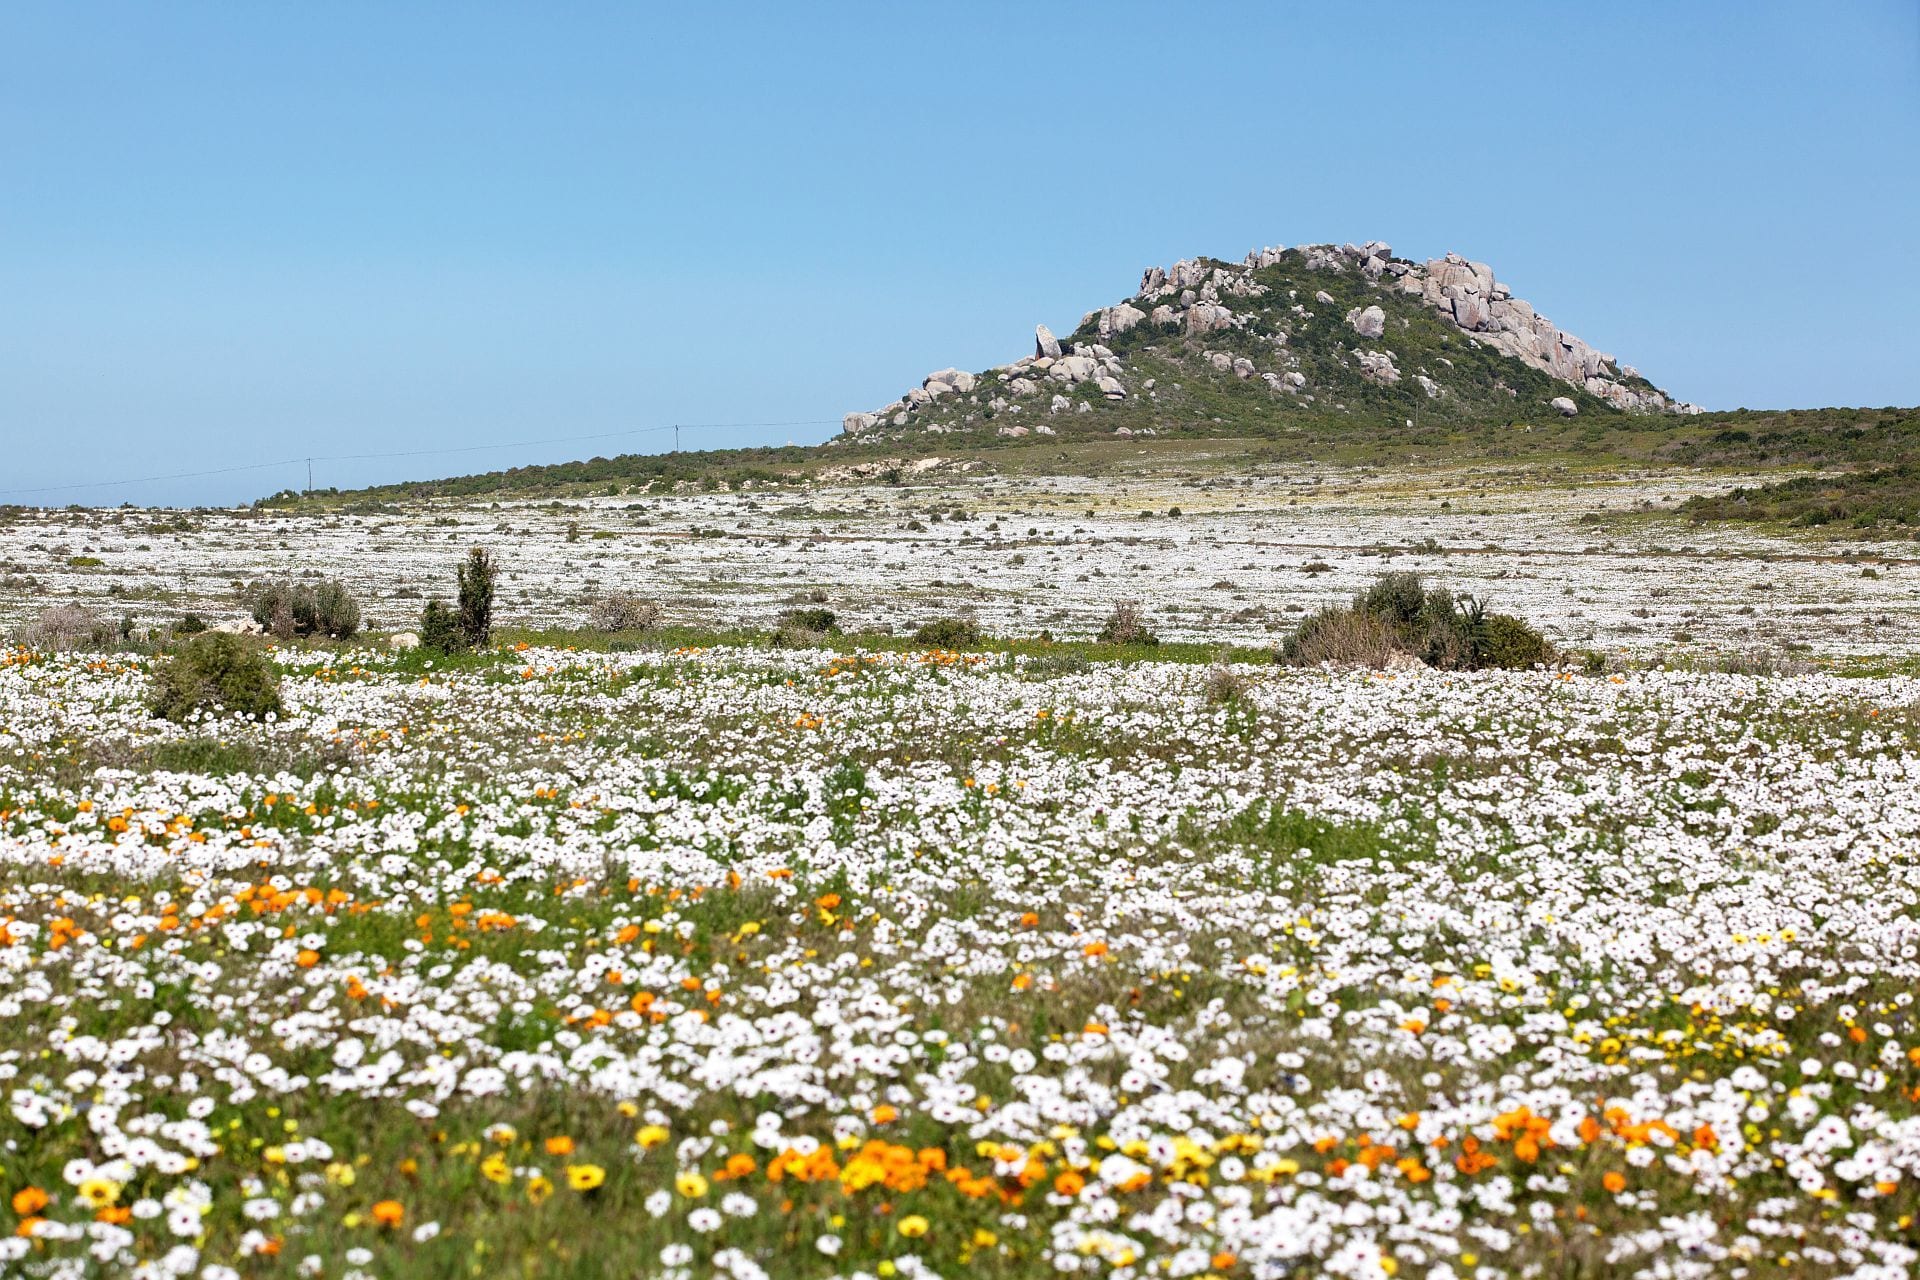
[635,1124,670,1150]
[897,1214,930,1239]
[526,1176,553,1205]
[480,1153,512,1185]
[77,1178,120,1209]
[565,1163,606,1192]
[324,1162,356,1187]
[674,1170,708,1199]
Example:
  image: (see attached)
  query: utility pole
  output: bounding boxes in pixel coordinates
[306,458,313,497]
[673,425,681,454]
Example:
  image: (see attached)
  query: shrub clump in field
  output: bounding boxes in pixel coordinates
[457,549,498,649]
[418,600,463,655]
[1097,601,1158,647]
[589,592,663,633]
[246,578,362,640]
[1281,571,1553,671]
[18,604,116,652]
[417,550,499,654]
[771,607,839,649]
[913,615,982,648]
[1203,663,1252,705]
[148,632,283,722]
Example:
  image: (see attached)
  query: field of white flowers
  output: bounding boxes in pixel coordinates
[3,465,1915,655]
[3,628,1919,1278]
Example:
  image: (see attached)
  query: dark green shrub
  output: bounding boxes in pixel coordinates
[779,607,838,634]
[1478,613,1555,669]
[457,549,498,649]
[174,614,208,635]
[419,600,462,654]
[149,632,283,722]
[913,616,982,648]
[1359,571,1426,628]
[1097,602,1158,646]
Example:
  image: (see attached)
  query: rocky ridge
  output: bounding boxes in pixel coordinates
[843,241,1699,439]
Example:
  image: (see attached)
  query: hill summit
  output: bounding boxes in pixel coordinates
[842,241,1700,441]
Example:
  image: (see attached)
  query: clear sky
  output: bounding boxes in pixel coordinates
[4,2,1917,506]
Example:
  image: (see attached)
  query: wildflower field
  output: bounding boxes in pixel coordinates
[2,629,1919,1279]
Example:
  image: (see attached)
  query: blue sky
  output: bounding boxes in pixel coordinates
[3,3,1916,506]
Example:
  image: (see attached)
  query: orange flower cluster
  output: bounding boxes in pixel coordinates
[763,1142,1027,1201]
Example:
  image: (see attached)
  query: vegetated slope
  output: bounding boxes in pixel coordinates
[1683,463,1920,537]
[247,402,1920,510]
[841,241,1698,444]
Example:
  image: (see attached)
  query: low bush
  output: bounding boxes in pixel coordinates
[1097,602,1158,647]
[1280,572,1555,671]
[1478,612,1555,669]
[1279,605,1405,668]
[148,632,283,722]
[419,600,463,654]
[19,604,115,652]
[589,592,663,633]
[246,578,361,639]
[913,616,982,648]
[1203,663,1252,705]
[779,607,838,634]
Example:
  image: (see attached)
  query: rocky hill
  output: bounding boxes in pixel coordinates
[842,241,1700,442]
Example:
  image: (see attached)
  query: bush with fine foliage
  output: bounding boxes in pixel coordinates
[1097,601,1158,647]
[1281,572,1554,671]
[247,578,361,640]
[148,632,283,722]
[589,592,663,633]
[19,604,116,652]
[912,616,982,648]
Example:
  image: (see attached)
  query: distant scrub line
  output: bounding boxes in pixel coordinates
[9,551,1574,720]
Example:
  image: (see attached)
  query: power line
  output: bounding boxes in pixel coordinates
[0,418,841,499]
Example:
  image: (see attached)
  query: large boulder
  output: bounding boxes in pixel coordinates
[1551,396,1579,416]
[1034,324,1061,359]
[1098,303,1146,339]
[1185,302,1234,335]
[1347,305,1386,339]
[1452,295,1489,330]
[1356,350,1401,386]
[842,412,877,435]
[1055,354,1097,382]
[924,368,976,395]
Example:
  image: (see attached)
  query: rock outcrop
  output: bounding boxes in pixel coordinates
[842,238,1696,436]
